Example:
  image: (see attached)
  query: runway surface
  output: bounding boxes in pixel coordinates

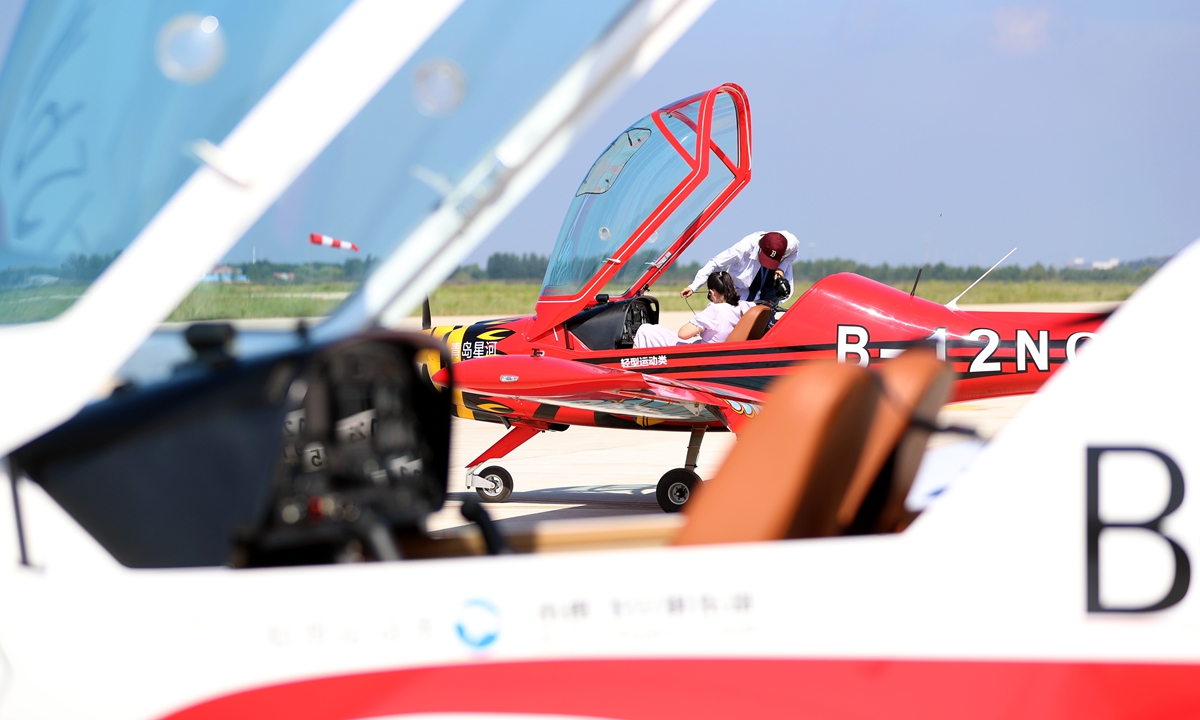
[425,395,1032,534]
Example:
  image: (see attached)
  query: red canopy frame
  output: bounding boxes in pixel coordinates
[526,83,752,340]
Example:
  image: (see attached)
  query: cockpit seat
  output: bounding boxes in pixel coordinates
[672,362,879,545]
[725,304,772,343]
[675,350,953,548]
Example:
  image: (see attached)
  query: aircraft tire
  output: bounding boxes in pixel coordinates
[656,468,699,513]
[475,465,514,503]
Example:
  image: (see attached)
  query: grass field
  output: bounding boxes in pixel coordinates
[0,277,1140,325]
[0,285,85,323]
[884,279,1138,305]
[153,277,1150,321]
[166,283,356,321]
[417,278,1139,316]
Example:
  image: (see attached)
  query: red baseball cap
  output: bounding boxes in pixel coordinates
[758,232,787,269]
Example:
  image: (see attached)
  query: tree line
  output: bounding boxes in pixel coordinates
[0,252,120,288]
[1,254,378,289]
[453,252,1170,284]
[238,257,378,284]
[452,252,552,281]
[790,257,1168,285]
[2,250,1171,291]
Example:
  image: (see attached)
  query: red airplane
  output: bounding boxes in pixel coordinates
[428,83,1106,511]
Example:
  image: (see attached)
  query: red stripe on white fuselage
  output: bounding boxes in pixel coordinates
[162,658,1200,719]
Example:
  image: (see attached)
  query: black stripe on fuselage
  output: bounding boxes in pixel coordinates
[533,404,560,421]
[579,342,838,365]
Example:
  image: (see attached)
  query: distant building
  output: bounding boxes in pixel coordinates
[202,264,248,283]
[24,274,59,287]
[1092,258,1119,270]
[1067,257,1087,268]
[273,272,295,281]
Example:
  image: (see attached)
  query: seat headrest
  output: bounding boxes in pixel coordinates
[726,305,772,343]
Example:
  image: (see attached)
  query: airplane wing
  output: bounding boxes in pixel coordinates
[434,354,763,431]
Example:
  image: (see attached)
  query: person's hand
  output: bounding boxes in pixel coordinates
[773,269,784,280]
[680,287,694,298]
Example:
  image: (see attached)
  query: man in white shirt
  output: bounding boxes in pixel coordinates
[681,230,799,304]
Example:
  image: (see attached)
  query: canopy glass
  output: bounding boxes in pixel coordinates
[534,86,751,333]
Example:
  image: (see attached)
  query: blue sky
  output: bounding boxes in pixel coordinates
[1,1,1196,270]
[478,1,1200,268]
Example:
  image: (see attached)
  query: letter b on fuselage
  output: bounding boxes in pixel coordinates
[1087,446,1190,613]
[837,325,869,367]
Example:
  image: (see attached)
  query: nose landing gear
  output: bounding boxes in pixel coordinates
[470,465,514,503]
[464,424,541,503]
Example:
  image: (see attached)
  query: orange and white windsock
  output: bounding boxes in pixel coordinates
[309,233,359,252]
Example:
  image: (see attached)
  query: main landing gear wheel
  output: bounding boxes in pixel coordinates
[656,468,699,513]
[475,465,514,503]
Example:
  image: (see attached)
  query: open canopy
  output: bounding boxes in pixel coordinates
[527,83,752,339]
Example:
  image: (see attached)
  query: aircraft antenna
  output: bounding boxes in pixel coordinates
[422,296,432,330]
[946,247,1016,310]
[910,267,923,298]
[7,457,31,567]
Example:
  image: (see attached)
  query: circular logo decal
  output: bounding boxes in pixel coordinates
[456,599,500,649]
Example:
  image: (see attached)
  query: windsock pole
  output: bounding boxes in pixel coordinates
[308,233,359,252]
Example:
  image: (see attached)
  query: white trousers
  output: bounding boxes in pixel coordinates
[634,323,693,348]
